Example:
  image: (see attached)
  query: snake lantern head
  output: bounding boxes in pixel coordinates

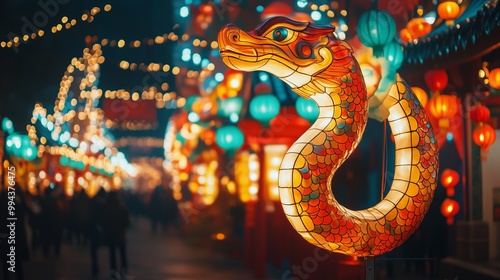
[218,16,355,97]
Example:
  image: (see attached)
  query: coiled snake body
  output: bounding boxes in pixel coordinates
[218,17,438,256]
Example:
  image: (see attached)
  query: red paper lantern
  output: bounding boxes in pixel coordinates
[469,104,490,123]
[425,69,448,93]
[441,198,460,225]
[440,168,459,196]
[472,122,496,154]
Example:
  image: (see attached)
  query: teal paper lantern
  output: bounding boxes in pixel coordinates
[296,96,319,124]
[219,97,244,121]
[216,125,244,152]
[5,134,21,154]
[384,40,404,73]
[357,9,396,58]
[22,145,38,161]
[1,117,14,134]
[249,94,280,126]
[6,134,38,161]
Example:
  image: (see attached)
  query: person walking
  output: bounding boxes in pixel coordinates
[101,191,130,279]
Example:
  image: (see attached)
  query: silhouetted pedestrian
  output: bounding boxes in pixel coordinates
[102,191,130,279]
[89,188,107,276]
[39,185,64,257]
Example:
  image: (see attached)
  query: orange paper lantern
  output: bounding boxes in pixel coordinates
[489,68,500,89]
[469,104,490,123]
[427,94,458,128]
[406,17,432,39]
[441,198,460,225]
[411,87,428,107]
[472,122,497,154]
[400,28,413,44]
[440,168,459,196]
[437,1,461,25]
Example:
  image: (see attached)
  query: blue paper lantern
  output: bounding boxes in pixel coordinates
[249,94,280,126]
[357,9,396,58]
[296,96,319,124]
[216,125,244,152]
[384,40,404,73]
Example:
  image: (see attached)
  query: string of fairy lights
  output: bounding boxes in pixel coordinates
[1,4,112,50]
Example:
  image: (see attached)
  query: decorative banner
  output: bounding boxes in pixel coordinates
[103,99,157,127]
[218,16,438,256]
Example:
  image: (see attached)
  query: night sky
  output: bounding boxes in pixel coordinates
[0,0,175,134]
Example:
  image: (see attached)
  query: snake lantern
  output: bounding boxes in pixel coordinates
[217,17,438,256]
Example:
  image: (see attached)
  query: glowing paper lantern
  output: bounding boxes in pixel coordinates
[427,94,458,128]
[441,198,460,225]
[383,40,404,73]
[22,145,38,161]
[469,104,490,123]
[235,150,260,202]
[219,96,243,120]
[437,1,461,25]
[249,94,281,126]
[489,68,500,89]
[399,28,413,44]
[406,18,432,39]
[216,125,244,152]
[1,117,14,134]
[440,168,459,196]
[411,87,428,107]
[295,96,319,124]
[472,122,496,154]
[356,9,396,57]
[425,69,448,94]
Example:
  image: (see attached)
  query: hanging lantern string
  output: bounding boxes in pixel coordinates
[89,30,218,50]
[380,119,388,200]
[1,4,112,50]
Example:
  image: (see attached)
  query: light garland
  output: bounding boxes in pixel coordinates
[29,44,135,177]
[114,137,165,148]
[103,88,182,110]
[1,4,112,50]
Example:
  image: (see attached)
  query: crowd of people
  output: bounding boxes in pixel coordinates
[0,183,179,280]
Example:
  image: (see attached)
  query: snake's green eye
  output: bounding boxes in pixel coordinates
[272,27,288,41]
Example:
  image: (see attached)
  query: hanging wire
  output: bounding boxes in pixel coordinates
[380,119,388,200]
